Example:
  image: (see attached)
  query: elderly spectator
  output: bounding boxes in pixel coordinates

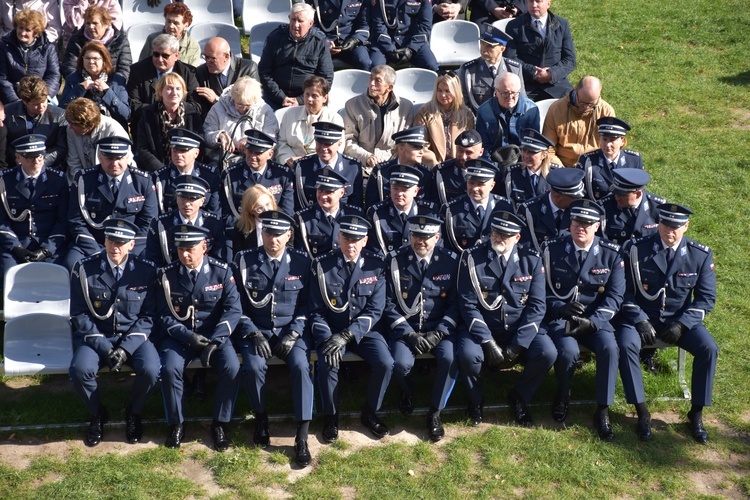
[4,76,67,169]
[0,0,62,43]
[61,6,131,81]
[62,0,122,47]
[0,10,61,105]
[204,76,278,166]
[59,41,130,128]
[543,76,616,167]
[369,0,438,71]
[127,34,199,136]
[476,72,539,157]
[413,71,476,167]
[504,0,576,101]
[258,2,334,110]
[138,2,200,67]
[343,65,414,178]
[65,97,128,183]
[136,74,203,173]
[307,0,371,71]
[469,0,525,26]
[232,184,278,253]
[194,37,260,119]
[276,75,343,167]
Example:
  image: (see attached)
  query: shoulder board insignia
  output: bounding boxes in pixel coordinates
[135,256,156,268]
[341,153,359,163]
[129,167,150,178]
[207,257,229,269]
[505,58,522,67]
[342,204,364,214]
[599,240,621,251]
[623,149,641,156]
[462,58,481,68]
[688,240,710,253]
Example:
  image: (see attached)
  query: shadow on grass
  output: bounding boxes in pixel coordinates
[719,71,750,86]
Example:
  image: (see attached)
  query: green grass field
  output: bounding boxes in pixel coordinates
[2,0,750,497]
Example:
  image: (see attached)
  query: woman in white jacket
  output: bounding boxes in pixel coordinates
[203,76,278,166]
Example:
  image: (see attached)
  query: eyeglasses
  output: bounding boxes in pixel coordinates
[84,56,102,62]
[20,153,44,160]
[202,53,227,62]
[495,90,520,98]
[570,220,597,229]
[438,69,457,78]
[152,51,175,59]
[578,97,600,108]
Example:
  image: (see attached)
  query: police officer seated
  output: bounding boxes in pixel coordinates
[504,129,559,208]
[599,168,665,246]
[427,129,488,206]
[368,0,439,72]
[69,218,160,447]
[542,199,623,441]
[232,210,313,466]
[384,215,460,441]
[309,215,394,441]
[155,225,241,451]
[310,0,372,70]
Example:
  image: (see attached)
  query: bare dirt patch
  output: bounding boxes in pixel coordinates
[176,458,229,497]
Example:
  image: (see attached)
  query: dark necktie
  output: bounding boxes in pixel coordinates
[271,259,279,274]
[476,205,485,220]
[328,214,335,226]
[555,210,563,230]
[419,259,427,275]
[535,19,545,40]
[113,265,121,282]
[578,250,588,269]
[253,172,261,183]
[190,269,198,285]
[489,65,496,78]
[666,248,675,267]
[27,177,36,197]
[400,212,408,225]
[347,260,356,274]
[110,178,119,198]
[530,174,538,191]
[499,256,507,274]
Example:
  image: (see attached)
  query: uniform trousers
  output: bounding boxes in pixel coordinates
[392,336,457,410]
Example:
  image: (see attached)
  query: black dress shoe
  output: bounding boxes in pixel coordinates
[594,412,614,442]
[467,403,483,426]
[125,406,142,444]
[295,440,311,467]
[398,393,414,416]
[508,390,533,427]
[212,423,230,452]
[427,412,444,442]
[688,411,708,444]
[165,424,185,449]
[361,409,389,438]
[637,415,652,441]
[322,414,339,443]
[552,395,569,423]
[84,407,108,447]
[253,414,270,448]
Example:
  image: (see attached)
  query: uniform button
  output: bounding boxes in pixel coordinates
[117,299,121,302]
[578,281,583,285]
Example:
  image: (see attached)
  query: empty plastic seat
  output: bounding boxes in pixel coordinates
[243,0,291,35]
[535,98,559,129]
[249,22,284,63]
[430,20,481,67]
[3,314,73,376]
[183,0,235,27]
[491,18,512,32]
[121,0,168,31]
[393,68,437,107]
[328,69,371,113]
[126,22,163,62]
[3,262,71,320]
[189,22,242,56]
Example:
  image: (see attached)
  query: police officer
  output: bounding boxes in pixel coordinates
[618,203,717,444]
[517,167,586,251]
[457,24,524,114]
[541,200,623,441]
[295,168,364,258]
[66,136,158,269]
[457,211,555,425]
[369,0,439,71]
[427,129,492,206]
[307,0,372,70]
[69,218,160,446]
[600,168,665,246]
[365,126,434,208]
[0,134,69,278]
[152,128,221,216]
[154,225,241,451]
[504,129,559,208]
[576,117,643,200]
[145,175,228,266]
[440,159,514,252]
[309,215,394,441]
[366,164,439,256]
[384,215,460,441]
[233,210,313,466]
[293,121,363,211]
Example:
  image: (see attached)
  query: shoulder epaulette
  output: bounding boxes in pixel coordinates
[461,57,482,69]
[197,161,218,173]
[129,167,151,178]
[288,247,310,259]
[518,245,541,257]
[436,246,458,260]
[688,240,710,253]
[161,260,181,272]
[134,255,156,268]
[599,239,621,252]
[341,203,364,214]
[341,153,360,164]
[623,149,641,157]
[645,191,667,204]
[361,248,385,262]
[207,256,229,269]
[416,198,437,211]
[202,211,220,220]
[46,168,65,178]
[505,57,522,68]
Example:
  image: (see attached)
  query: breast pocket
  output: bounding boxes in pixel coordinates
[356,283,375,297]
[674,275,697,289]
[282,278,304,301]
[124,199,144,214]
[245,276,268,292]
[201,289,221,304]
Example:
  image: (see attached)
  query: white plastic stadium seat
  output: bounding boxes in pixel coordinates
[182,0,235,27]
[3,314,73,376]
[491,18,512,32]
[328,69,371,113]
[189,22,242,57]
[535,98,558,129]
[3,262,71,320]
[250,22,284,63]
[274,106,293,125]
[121,0,169,31]
[430,20,481,67]
[243,0,292,35]
[126,22,163,62]
[393,68,438,107]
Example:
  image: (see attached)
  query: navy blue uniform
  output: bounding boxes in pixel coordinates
[155,257,241,425]
[152,162,222,216]
[617,234,717,406]
[600,190,665,245]
[221,159,295,220]
[364,158,433,208]
[369,0,438,71]
[306,0,372,70]
[309,249,393,414]
[503,163,561,209]
[384,246,460,410]
[366,198,439,256]
[294,204,364,258]
[144,209,228,266]
[517,193,572,251]
[542,236,624,405]
[457,242,555,406]
[427,159,506,207]
[440,193,514,252]
[293,153,364,211]
[69,253,160,416]
[233,247,313,421]
[66,166,158,266]
[576,149,643,200]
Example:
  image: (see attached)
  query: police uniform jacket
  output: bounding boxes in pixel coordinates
[369,0,432,54]
[70,253,157,355]
[221,159,295,218]
[458,56,524,114]
[383,245,459,338]
[0,166,68,255]
[542,235,625,332]
[458,241,545,347]
[621,233,716,329]
[4,100,67,169]
[293,153,364,211]
[68,166,158,256]
[154,257,241,347]
[366,198,439,256]
[145,209,228,266]
[309,248,386,344]
[504,163,560,208]
[294,203,364,258]
[600,190,665,245]
[306,0,370,45]
[476,93,540,153]
[364,158,432,208]
[576,149,644,200]
[153,162,221,216]
[440,193,514,252]
[517,193,571,251]
[233,247,311,339]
